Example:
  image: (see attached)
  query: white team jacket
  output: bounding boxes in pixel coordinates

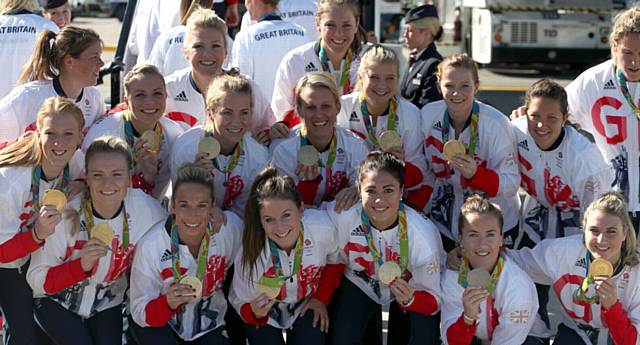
[0,80,104,143]
[164,68,275,131]
[81,111,184,200]
[231,16,310,104]
[421,100,520,243]
[270,126,368,207]
[327,203,443,307]
[229,209,340,329]
[512,117,614,244]
[240,0,319,41]
[441,256,551,345]
[508,235,640,345]
[130,212,242,341]
[0,153,84,269]
[271,41,370,121]
[0,12,58,99]
[566,59,640,212]
[170,128,269,217]
[27,189,167,318]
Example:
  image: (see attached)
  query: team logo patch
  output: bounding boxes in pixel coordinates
[161,249,172,262]
[305,62,317,72]
[575,257,588,269]
[604,79,616,90]
[509,310,529,324]
[349,112,358,121]
[518,139,529,151]
[433,121,442,130]
[350,226,365,236]
[174,91,189,102]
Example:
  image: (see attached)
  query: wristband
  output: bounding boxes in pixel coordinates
[400,294,415,307]
[33,229,44,242]
[463,313,477,325]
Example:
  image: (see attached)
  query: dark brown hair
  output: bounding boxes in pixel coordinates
[356,151,404,190]
[457,194,503,236]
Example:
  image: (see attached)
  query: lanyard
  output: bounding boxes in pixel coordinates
[442,101,480,157]
[573,251,600,304]
[260,223,305,288]
[360,204,408,271]
[616,66,640,120]
[31,164,70,212]
[168,216,211,282]
[123,110,164,156]
[205,131,243,209]
[299,127,339,202]
[458,254,504,295]
[83,198,129,254]
[318,42,353,95]
[359,94,399,148]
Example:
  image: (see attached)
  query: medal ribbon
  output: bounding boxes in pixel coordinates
[205,131,243,209]
[573,251,599,304]
[123,109,164,156]
[360,204,408,271]
[616,66,640,120]
[359,94,398,148]
[31,164,71,213]
[169,216,211,282]
[299,126,339,201]
[318,42,353,95]
[442,101,480,157]
[260,222,305,288]
[83,198,129,254]
[458,254,504,295]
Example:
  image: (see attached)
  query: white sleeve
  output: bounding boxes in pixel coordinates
[0,93,23,143]
[565,76,590,129]
[347,138,369,184]
[250,80,276,130]
[148,34,168,75]
[231,33,253,79]
[490,282,538,345]
[440,271,465,345]
[574,149,614,209]
[402,107,428,186]
[229,251,261,319]
[487,118,520,198]
[81,121,119,153]
[129,239,164,327]
[270,143,297,178]
[26,220,72,296]
[408,251,441,313]
[505,240,559,285]
[0,180,22,248]
[271,56,297,121]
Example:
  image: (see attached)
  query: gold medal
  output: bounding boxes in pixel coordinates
[198,137,221,160]
[443,140,466,160]
[297,145,320,166]
[141,130,160,152]
[378,261,402,285]
[590,258,613,278]
[257,283,281,299]
[91,223,114,245]
[379,130,402,152]
[43,189,67,212]
[180,276,203,298]
[467,269,491,289]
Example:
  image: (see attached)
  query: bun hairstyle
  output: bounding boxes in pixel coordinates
[241,166,302,279]
[0,97,84,168]
[457,194,504,236]
[584,192,639,267]
[172,163,215,204]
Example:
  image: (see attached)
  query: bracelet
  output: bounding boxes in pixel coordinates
[400,294,415,307]
[463,313,477,325]
[33,229,44,242]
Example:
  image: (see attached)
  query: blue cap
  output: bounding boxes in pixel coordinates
[42,0,68,10]
[404,4,438,23]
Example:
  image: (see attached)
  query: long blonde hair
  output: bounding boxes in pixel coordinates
[18,26,102,85]
[584,193,639,267]
[0,97,84,168]
[0,0,38,14]
[356,44,399,92]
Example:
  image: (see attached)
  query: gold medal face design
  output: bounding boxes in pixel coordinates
[467,269,491,289]
[590,258,613,278]
[379,130,402,152]
[378,261,402,285]
[180,276,203,297]
[141,130,160,151]
[198,137,221,160]
[443,140,466,160]
[43,189,67,212]
[91,223,114,245]
[257,283,281,299]
[297,145,320,166]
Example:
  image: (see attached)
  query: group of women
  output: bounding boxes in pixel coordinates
[0,0,640,344]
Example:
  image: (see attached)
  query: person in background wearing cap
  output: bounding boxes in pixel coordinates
[42,0,70,28]
[400,4,443,109]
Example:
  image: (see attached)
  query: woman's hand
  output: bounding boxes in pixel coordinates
[134,139,159,183]
[250,293,277,319]
[166,283,196,310]
[450,155,478,180]
[68,180,87,200]
[594,276,618,309]
[269,122,290,140]
[333,186,359,213]
[209,206,227,234]
[389,278,415,306]
[79,238,109,272]
[510,105,527,120]
[34,205,62,242]
[253,128,270,146]
[194,152,214,172]
[295,163,320,182]
[462,287,489,323]
[385,145,405,162]
[300,298,330,332]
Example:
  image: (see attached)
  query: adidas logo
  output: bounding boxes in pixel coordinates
[305,62,317,72]
[161,249,172,262]
[349,112,358,121]
[174,91,189,102]
[604,79,616,90]
[575,257,588,270]
[433,121,442,130]
[350,226,365,236]
[518,139,529,150]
